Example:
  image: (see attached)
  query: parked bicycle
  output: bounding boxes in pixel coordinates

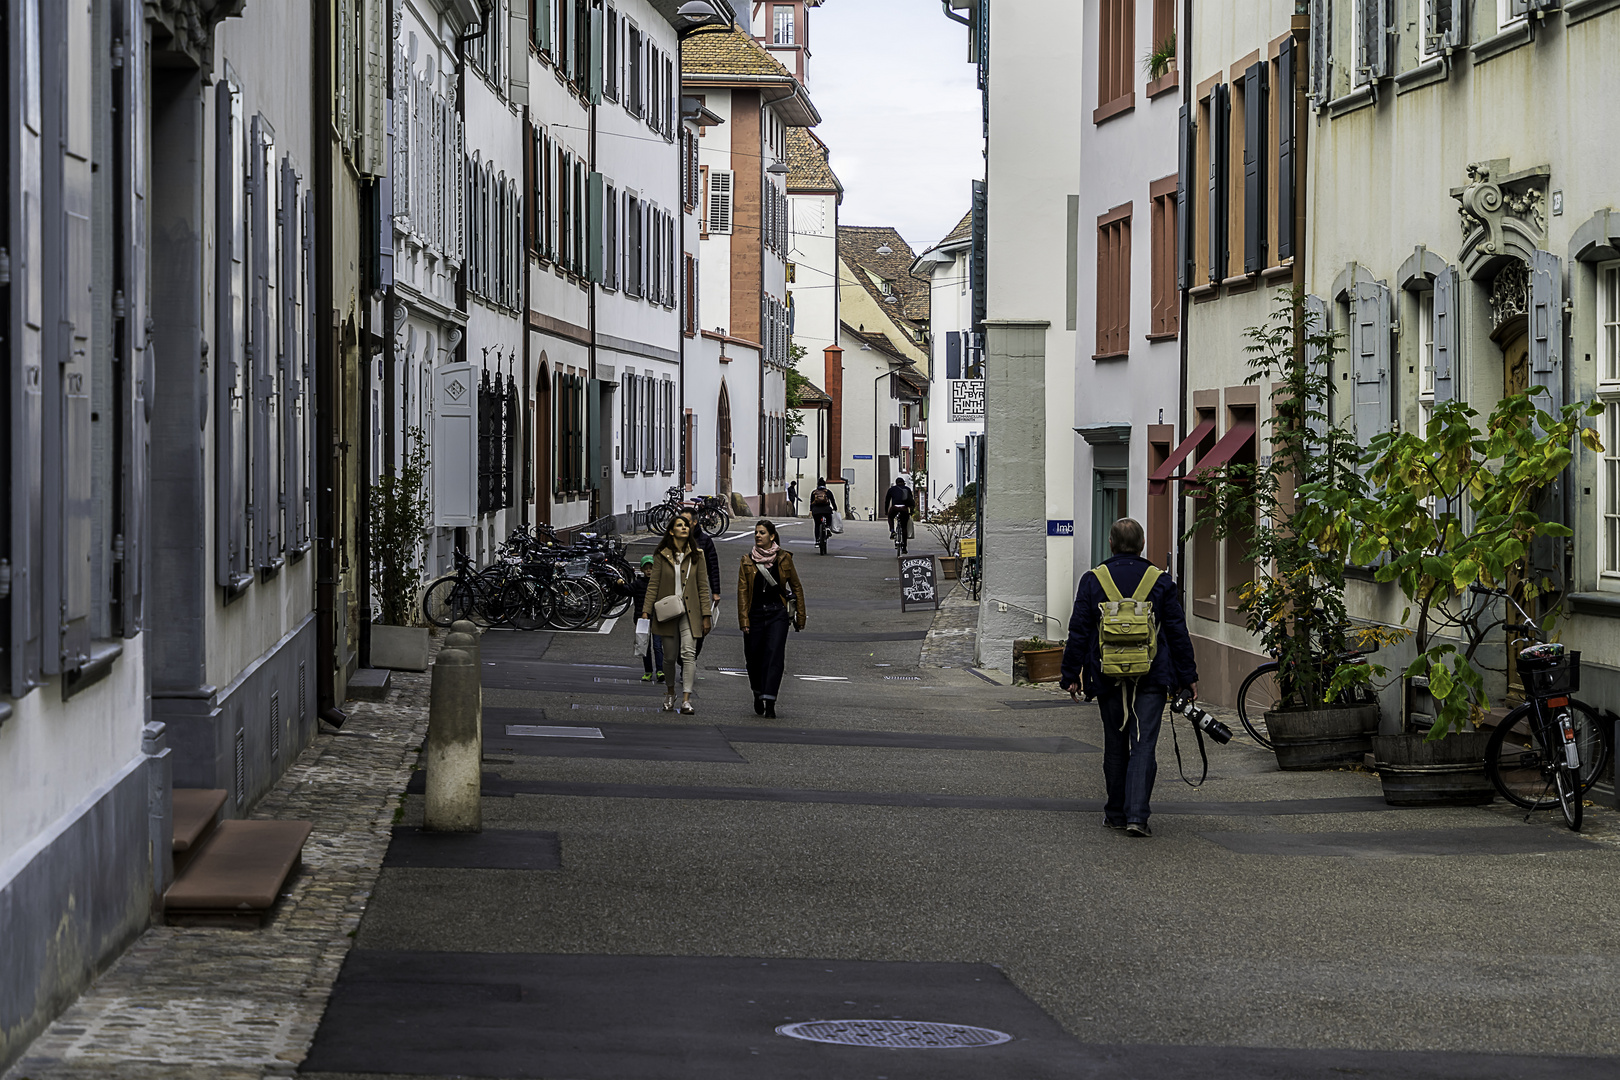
[1235,619,1381,748]
[646,486,731,538]
[1481,589,1613,832]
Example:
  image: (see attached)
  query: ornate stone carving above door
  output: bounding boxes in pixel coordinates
[147,0,249,75]
[1450,160,1552,280]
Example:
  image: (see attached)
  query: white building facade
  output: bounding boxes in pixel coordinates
[913,211,981,507]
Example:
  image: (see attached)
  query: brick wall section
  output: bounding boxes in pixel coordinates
[729,90,763,344]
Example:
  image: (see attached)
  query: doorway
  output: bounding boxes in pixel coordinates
[1091,469,1128,568]
[535,362,552,521]
[717,383,733,495]
[1497,317,1530,702]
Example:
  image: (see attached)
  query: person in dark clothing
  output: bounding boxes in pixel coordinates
[807,477,838,550]
[738,520,806,718]
[787,480,800,516]
[676,509,722,657]
[1060,518,1199,838]
[883,477,916,553]
[631,554,665,681]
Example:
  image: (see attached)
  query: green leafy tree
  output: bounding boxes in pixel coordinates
[785,341,810,443]
[1197,289,1367,710]
[369,427,433,626]
[1325,390,1603,737]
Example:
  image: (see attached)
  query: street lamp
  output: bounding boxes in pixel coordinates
[766,160,790,175]
[676,1,733,29]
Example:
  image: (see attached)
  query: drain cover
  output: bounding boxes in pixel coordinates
[883,675,923,681]
[776,1019,1011,1049]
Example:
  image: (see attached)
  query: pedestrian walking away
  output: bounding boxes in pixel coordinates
[884,475,917,554]
[631,555,665,682]
[787,479,800,516]
[737,520,806,719]
[808,476,839,555]
[641,517,714,714]
[1059,518,1198,837]
[677,508,723,658]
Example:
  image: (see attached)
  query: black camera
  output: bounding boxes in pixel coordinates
[1171,691,1232,745]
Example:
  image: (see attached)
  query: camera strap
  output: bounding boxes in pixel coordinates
[1169,712,1210,788]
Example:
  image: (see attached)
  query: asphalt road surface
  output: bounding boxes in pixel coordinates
[301,517,1620,1080]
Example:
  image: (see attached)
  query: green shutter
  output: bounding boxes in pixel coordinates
[589,6,604,105]
[534,0,551,52]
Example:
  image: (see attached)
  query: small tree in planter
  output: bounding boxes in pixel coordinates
[368,427,434,670]
[1197,290,1377,768]
[1327,389,1603,738]
[923,493,974,555]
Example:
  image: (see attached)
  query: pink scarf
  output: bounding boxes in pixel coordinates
[750,541,780,566]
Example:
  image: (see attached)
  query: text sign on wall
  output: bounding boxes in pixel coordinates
[898,555,940,612]
[1047,520,1075,537]
[949,379,985,422]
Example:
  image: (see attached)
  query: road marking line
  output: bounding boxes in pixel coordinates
[794,675,849,681]
[833,555,868,560]
[505,725,606,739]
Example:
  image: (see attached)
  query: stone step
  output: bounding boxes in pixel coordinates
[171,788,227,875]
[348,666,392,701]
[163,819,314,928]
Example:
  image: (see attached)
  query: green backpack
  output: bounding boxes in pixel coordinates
[1093,564,1161,680]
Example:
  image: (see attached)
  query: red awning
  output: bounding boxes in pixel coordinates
[1182,421,1257,488]
[1147,418,1216,495]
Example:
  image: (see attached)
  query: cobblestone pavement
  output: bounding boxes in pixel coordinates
[4,663,435,1080]
[918,579,979,669]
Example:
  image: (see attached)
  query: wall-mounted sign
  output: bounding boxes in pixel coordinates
[853,454,874,460]
[1047,520,1075,537]
[949,379,985,423]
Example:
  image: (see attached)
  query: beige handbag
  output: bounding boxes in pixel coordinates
[654,593,685,622]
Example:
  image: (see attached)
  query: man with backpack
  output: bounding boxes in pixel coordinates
[808,477,838,546]
[1060,518,1198,838]
[884,476,917,553]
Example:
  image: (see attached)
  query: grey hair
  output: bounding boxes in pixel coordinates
[1108,518,1145,555]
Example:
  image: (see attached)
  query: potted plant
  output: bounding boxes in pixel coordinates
[368,426,434,672]
[1326,389,1603,805]
[1014,638,1065,684]
[1142,30,1176,81]
[1199,290,1378,769]
[924,493,974,579]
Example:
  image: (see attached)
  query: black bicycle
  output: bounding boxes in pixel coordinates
[812,512,834,555]
[1482,594,1613,831]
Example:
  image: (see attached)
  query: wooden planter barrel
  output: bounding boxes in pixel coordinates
[1372,732,1494,806]
[938,555,962,580]
[1022,648,1065,684]
[1264,704,1379,770]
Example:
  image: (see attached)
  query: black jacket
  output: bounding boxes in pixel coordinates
[884,483,915,516]
[1059,555,1199,695]
[692,527,721,597]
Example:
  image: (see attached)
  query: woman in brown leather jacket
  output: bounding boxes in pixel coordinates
[737,520,805,718]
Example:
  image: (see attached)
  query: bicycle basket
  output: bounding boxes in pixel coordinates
[563,558,591,577]
[1517,651,1580,697]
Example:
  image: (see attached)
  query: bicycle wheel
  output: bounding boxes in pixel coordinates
[547,578,597,629]
[647,504,673,535]
[705,507,730,538]
[1235,663,1282,749]
[1486,700,1609,808]
[501,579,549,631]
[1555,763,1584,831]
[423,576,472,628]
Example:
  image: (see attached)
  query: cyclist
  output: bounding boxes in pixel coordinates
[808,477,838,552]
[884,476,917,554]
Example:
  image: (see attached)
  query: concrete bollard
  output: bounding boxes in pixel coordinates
[424,647,482,833]
[450,619,481,667]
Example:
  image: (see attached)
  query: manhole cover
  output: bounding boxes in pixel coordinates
[776,1020,1012,1048]
[884,675,923,681]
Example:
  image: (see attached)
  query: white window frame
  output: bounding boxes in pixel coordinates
[1497,0,1527,33]
[774,5,795,45]
[1600,264,1620,582]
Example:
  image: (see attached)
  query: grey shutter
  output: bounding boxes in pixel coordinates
[1442,0,1468,48]
[1356,0,1386,82]
[510,3,530,105]
[42,0,95,672]
[119,0,150,636]
[1304,293,1330,441]
[217,78,250,592]
[10,0,46,693]
[1432,266,1456,404]
[301,192,317,550]
[433,362,477,526]
[589,5,603,104]
[588,376,603,485]
[946,331,962,379]
[1530,250,1564,413]
[281,160,303,556]
[249,115,271,573]
[1310,0,1330,101]
[1277,38,1296,261]
[1208,83,1229,284]
[1176,103,1194,291]
[1243,62,1268,275]
[1351,280,1392,448]
[536,0,551,52]
[1509,0,1530,16]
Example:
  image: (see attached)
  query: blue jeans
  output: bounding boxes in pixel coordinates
[1098,685,1168,826]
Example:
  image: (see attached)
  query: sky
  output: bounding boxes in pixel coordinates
[801,0,984,255]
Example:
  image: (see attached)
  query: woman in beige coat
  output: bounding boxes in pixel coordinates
[641,516,713,713]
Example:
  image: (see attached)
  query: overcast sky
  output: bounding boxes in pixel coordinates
[805,0,983,254]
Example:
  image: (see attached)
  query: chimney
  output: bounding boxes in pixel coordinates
[823,345,844,479]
